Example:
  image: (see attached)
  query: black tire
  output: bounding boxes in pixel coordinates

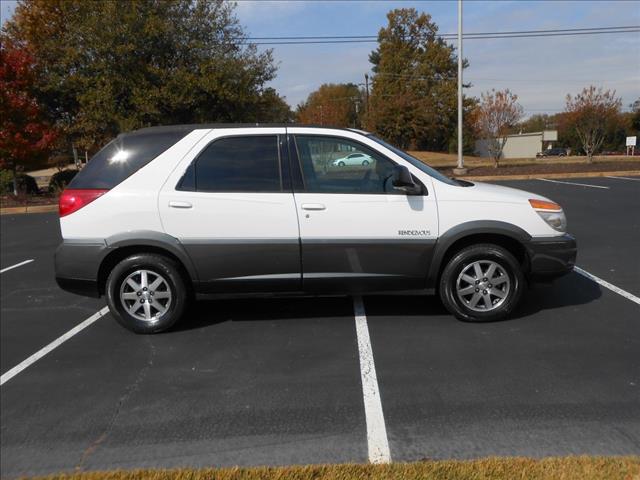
[105,253,189,334]
[439,244,525,322]
[362,159,370,166]
[338,161,346,167]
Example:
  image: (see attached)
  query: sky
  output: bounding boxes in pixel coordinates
[2,0,639,116]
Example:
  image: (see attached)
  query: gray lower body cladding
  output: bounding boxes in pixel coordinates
[525,233,577,280]
[54,234,576,298]
[54,240,109,297]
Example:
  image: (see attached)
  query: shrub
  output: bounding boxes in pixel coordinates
[0,171,39,195]
[49,169,78,193]
[17,174,39,194]
[0,170,13,195]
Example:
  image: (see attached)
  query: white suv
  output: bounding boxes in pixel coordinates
[55,125,577,333]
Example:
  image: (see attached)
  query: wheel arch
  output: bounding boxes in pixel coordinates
[98,231,198,295]
[427,221,531,289]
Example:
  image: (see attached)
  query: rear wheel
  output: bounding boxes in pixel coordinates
[439,244,525,322]
[362,159,370,166]
[106,254,188,333]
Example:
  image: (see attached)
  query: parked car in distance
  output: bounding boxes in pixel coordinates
[537,147,567,158]
[332,152,373,166]
[55,124,577,334]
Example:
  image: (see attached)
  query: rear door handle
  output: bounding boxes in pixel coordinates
[169,201,193,209]
[301,203,326,211]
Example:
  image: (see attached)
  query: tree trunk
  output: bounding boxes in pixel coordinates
[493,157,499,168]
[586,146,594,163]
[12,163,18,196]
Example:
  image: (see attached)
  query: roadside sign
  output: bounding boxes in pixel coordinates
[626,136,637,146]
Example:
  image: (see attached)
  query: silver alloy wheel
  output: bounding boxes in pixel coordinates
[119,269,172,323]
[455,260,511,312]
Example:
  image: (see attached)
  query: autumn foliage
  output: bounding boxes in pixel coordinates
[473,89,524,167]
[296,83,363,128]
[0,39,58,173]
[562,86,622,163]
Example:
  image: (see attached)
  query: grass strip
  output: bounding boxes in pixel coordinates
[35,456,640,480]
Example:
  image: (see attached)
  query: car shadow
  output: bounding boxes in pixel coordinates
[512,271,602,319]
[172,271,602,331]
[172,295,355,332]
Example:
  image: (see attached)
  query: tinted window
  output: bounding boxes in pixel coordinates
[193,136,281,192]
[69,130,188,189]
[294,135,398,194]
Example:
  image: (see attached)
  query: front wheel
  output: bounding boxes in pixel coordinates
[439,244,525,322]
[106,253,189,333]
[338,161,346,167]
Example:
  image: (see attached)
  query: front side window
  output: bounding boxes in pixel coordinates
[294,135,398,194]
[182,135,281,192]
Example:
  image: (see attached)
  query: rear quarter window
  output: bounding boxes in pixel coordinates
[68,130,189,189]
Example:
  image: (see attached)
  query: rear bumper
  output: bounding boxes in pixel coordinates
[525,233,577,281]
[54,240,108,298]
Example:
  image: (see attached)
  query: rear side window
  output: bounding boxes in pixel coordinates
[69,130,188,189]
[180,135,281,193]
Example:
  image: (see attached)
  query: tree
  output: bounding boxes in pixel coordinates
[473,89,523,168]
[366,8,467,150]
[255,88,294,123]
[296,83,363,127]
[3,0,286,154]
[0,38,58,193]
[516,113,556,134]
[630,98,640,133]
[563,86,622,162]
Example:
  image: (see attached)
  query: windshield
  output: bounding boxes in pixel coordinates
[367,135,459,186]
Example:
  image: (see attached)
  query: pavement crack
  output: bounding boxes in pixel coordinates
[75,338,156,471]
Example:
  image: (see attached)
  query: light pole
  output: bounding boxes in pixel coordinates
[453,0,467,175]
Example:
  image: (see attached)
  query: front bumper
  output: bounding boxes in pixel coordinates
[525,233,577,281]
[54,240,109,298]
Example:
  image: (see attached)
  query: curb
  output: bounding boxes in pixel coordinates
[0,204,58,215]
[461,170,640,181]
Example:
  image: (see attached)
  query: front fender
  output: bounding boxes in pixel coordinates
[426,221,531,288]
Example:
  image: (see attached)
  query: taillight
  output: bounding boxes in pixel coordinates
[59,189,108,217]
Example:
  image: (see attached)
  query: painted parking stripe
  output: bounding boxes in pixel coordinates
[353,296,391,464]
[0,307,109,386]
[536,178,610,189]
[0,259,34,274]
[605,176,640,182]
[574,267,640,306]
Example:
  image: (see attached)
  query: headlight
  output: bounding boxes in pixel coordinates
[529,199,567,232]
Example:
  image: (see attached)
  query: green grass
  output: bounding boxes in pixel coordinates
[35,456,640,480]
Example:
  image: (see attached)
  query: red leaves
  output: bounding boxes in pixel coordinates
[0,39,58,169]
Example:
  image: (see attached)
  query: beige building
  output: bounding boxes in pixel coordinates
[475,130,558,159]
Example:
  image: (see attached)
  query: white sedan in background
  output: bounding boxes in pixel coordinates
[332,152,373,166]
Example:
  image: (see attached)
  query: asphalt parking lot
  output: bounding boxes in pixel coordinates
[1,176,639,477]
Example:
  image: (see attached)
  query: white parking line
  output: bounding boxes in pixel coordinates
[0,259,34,274]
[0,307,109,386]
[574,267,640,306]
[536,178,610,189]
[605,176,640,182]
[353,296,391,464]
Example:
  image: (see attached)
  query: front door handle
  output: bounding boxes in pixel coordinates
[301,203,326,211]
[169,201,193,209]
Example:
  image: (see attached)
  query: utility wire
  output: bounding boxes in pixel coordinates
[235,26,639,45]
[243,25,639,41]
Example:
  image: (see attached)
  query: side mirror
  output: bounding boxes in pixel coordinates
[392,165,422,194]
